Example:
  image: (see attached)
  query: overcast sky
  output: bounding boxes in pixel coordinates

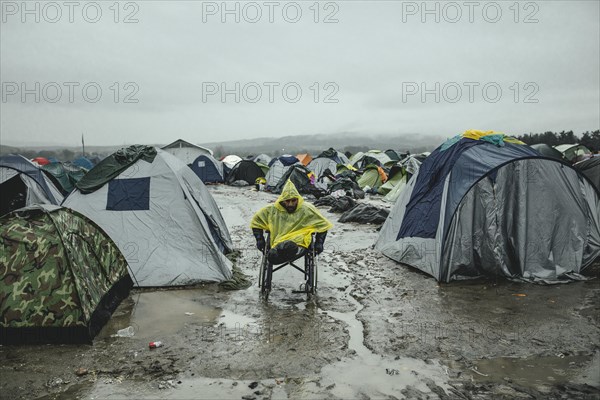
[1,0,598,146]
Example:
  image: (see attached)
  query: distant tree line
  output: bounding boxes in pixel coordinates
[7,130,598,161]
[0,147,106,161]
[516,130,600,153]
[215,145,426,159]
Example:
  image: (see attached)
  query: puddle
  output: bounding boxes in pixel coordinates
[97,290,222,340]
[58,376,290,400]
[456,352,600,388]
[98,290,265,344]
[320,285,450,398]
[218,309,258,330]
[64,378,257,400]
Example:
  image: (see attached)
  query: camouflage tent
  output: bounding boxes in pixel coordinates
[0,205,132,344]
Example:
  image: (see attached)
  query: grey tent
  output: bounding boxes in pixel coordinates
[530,144,566,161]
[385,149,401,162]
[63,147,233,287]
[307,157,338,189]
[272,164,314,194]
[376,135,600,283]
[265,155,300,188]
[574,156,600,192]
[226,160,265,185]
[0,155,64,216]
[316,148,350,165]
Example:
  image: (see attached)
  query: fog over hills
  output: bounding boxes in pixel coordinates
[2,132,445,158]
[200,132,444,156]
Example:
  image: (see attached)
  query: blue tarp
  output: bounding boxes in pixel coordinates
[107,177,150,211]
[269,155,299,167]
[397,139,482,239]
[398,139,539,240]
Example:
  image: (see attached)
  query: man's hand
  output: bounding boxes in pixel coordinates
[314,242,324,254]
[253,228,266,252]
[314,231,327,254]
[256,236,266,252]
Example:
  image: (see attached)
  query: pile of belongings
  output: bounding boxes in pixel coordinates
[339,203,390,225]
[313,190,390,225]
[327,175,364,199]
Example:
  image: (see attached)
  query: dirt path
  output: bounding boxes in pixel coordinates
[1,185,599,399]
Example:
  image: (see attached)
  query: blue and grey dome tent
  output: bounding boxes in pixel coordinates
[190,154,225,183]
[376,131,600,284]
[0,155,64,216]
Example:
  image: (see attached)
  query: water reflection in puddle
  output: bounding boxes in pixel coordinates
[97,290,223,340]
[319,285,450,398]
[459,352,599,388]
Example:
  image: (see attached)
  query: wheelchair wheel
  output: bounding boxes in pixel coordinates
[304,250,316,295]
[261,259,273,298]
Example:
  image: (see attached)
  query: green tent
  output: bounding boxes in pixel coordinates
[256,162,270,176]
[335,164,357,174]
[0,205,132,344]
[377,165,404,195]
[383,175,408,203]
[42,162,87,194]
[357,165,385,190]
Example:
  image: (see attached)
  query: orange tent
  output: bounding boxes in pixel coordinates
[296,153,313,166]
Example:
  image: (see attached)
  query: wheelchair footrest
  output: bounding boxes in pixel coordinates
[291,282,313,294]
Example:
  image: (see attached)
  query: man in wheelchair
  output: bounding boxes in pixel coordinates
[250,180,333,265]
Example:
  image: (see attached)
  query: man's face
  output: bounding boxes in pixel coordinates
[281,198,299,213]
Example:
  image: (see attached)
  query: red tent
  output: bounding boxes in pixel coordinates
[32,157,50,166]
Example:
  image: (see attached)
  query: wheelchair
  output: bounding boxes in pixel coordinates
[258,232,318,298]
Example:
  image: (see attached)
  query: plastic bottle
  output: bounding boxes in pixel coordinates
[114,326,135,337]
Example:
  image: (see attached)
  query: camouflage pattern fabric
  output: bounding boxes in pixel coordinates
[0,206,129,329]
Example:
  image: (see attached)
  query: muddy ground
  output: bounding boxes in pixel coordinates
[1,185,599,399]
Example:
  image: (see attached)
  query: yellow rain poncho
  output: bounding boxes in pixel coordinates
[250,180,333,248]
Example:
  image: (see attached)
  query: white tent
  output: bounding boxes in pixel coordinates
[162,139,213,164]
[351,150,392,168]
[554,144,592,163]
[252,154,272,166]
[63,148,233,287]
[221,155,243,170]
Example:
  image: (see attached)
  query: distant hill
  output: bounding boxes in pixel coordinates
[3,132,444,159]
[0,144,20,155]
[201,132,444,157]
[0,144,162,159]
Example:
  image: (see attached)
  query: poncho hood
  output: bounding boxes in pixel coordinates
[274,179,305,212]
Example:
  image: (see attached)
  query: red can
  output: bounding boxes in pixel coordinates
[149,341,163,349]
